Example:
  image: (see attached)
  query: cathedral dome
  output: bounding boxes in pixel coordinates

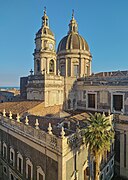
[57,12,89,53]
[57,33,89,52]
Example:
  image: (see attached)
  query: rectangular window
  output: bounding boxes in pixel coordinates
[28,164,31,179]
[11,152,13,160]
[10,151,14,166]
[39,173,44,180]
[19,157,22,173]
[3,146,7,159]
[11,174,14,180]
[3,166,7,174]
[74,65,79,76]
[88,94,95,108]
[113,95,123,111]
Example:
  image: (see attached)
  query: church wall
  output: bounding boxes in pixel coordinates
[27,88,44,100]
[63,77,77,110]
[44,75,64,107]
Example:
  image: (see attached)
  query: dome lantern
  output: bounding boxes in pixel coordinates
[57,11,92,78]
[68,10,78,34]
[42,7,49,28]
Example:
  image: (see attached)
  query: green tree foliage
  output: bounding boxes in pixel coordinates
[84,112,114,180]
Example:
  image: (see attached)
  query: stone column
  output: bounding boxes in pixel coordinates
[70,58,73,77]
[47,58,49,74]
[80,58,84,77]
[54,59,56,75]
[40,58,44,74]
[65,58,68,77]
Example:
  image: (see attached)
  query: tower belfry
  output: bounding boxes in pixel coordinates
[33,7,56,75]
[25,8,64,106]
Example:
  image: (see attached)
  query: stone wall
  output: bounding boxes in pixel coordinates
[0,129,58,180]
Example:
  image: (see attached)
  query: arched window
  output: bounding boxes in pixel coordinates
[49,60,54,73]
[10,147,15,166]
[37,166,45,180]
[3,142,7,160]
[60,65,65,76]
[37,60,40,72]
[26,158,33,180]
[17,152,23,174]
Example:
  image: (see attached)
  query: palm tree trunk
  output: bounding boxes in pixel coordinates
[95,152,100,180]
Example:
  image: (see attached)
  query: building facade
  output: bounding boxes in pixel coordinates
[20,10,128,179]
[0,111,114,180]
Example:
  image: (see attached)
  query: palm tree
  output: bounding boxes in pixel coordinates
[84,112,114,180]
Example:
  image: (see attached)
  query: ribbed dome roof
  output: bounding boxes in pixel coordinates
[57,33,89,52]
[57,13,89,53]
[36,8,54,37]
[37,27,54,36]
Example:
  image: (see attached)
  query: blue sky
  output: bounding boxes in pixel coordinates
[0,0,128,86]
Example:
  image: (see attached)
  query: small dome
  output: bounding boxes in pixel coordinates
[36,8,54,37]
[37,27,54,36]
[57,33,89,52]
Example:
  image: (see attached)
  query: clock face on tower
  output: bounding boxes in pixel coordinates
[49,43,53,50]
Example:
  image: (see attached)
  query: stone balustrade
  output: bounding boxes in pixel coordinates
[0,110,69,155]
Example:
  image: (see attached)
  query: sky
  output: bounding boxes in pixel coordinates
[0,0,128,86]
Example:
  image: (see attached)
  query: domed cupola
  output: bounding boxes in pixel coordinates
[57,11,89,52]
[36,8,54,37]
[57,11,92,78]
[33,7,57,76]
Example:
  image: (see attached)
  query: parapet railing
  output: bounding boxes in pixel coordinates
[0,112,67,154]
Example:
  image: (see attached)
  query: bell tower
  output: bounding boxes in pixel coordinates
[33,8,56,75]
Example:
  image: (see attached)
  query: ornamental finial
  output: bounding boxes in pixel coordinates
[48,123,52,135]
[60,127,65,139]
[3,109,6,117]
[35,119,39,129]
[25,116,29,125]
[16,113,20,123]
[9,111,12,120]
